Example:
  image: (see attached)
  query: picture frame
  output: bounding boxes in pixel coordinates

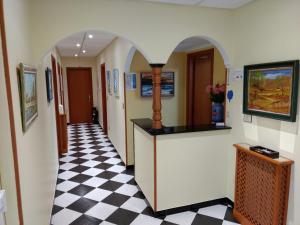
[45,67,53,102]
[243,60,299,122]
[140,72,175,97]
[126,73,137,91]
[106,70,111,95]
[113,68,119,97]
[19,63,38,132]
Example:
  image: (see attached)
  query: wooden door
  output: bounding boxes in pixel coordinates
[187,49,214,126]
[67,67,93,123]
[100,64,108,134]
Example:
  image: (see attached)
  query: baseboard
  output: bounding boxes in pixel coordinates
[154,197,234,217]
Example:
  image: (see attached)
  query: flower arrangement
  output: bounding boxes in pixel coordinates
[206,84,226,103]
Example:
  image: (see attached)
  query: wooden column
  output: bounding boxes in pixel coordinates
[150,64,164,130]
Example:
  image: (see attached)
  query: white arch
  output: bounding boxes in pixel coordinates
[124,46,137,74]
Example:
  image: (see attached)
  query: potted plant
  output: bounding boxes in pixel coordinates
[206,83,226,123]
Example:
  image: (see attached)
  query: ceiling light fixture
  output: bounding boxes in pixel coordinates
[74,54,78,57]
[88,34,93,39]
[76,43,81,47]
[82,50,86,53]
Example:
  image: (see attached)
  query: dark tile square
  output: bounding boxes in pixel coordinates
[161,221,178,225]
[52,205,63,215]
[95,163,114,170]
[56,178,65,184]
[133,191,145,199]
[68,184,94,196]
[67,197,98,213]
[99,180,123,191]
[127,178,136,185]
[71,147,86,152]
[69,174,92,183]
[70,152,86,158]
[70,165,90,173]
[122,167,134,176]
[55,190,64,198]
[70,214,102,225]
[117,161,125,166]
[102,193,130,207]
[97,171,118,179]
[91,150,106,156]
[70,158,88,165]
[93,156,110,162]
[191,214,223,225]
[106,208,139,225]
[224,207,238,223]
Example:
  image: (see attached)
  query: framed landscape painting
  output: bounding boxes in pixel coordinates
[141,72,175,97]
[19,63,38,132]
[113,68,119,97]
[45,67,53,102]
[243,60,299,122]
[107,70,111,95]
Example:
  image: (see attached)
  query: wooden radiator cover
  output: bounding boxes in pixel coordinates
[233,144,293,225]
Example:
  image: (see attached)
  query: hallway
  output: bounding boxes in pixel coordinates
[51,124,239,225]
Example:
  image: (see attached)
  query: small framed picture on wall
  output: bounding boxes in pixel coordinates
[106,70,111,95]
[113,68,119,97]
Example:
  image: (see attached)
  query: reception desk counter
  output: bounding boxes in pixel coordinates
[132,118,232,212]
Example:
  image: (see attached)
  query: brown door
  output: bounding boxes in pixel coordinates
[187,49,214,126]
[67,67,93,123]
[100,63,108,134]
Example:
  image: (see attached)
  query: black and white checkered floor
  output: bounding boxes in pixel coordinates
[51,123,240,225]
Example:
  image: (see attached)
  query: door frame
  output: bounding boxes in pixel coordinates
[186,48,214,125]
[66,67,93,124]
[0,0,24,223]
[100,63,108,134]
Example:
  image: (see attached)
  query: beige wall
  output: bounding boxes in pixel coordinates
[2,0,60,224]
[96,38,133,164]
[61,57,98,123]
[126,51,187,165]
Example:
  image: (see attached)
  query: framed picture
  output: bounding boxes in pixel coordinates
[243,60,299,122]
[45,67,53,102]
[113,68,119,97]
[19,63,38,132]
[126,73,137,91]
[106,70,111,95]
[141,72,175,97]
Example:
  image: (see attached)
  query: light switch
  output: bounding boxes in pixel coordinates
[0,190,7,213]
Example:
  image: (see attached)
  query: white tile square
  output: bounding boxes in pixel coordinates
[104,158,122,165]
[222,221,240,225]
[115,184,138,196]
[56,180,79,192]
[81,154,98,160]
[82,168,104,176]
[107,165,125,173]
[80,143,94,148]
[80,148,97,154]
[83,177,108,187]
[198,204,227,219]
[101,146,115,152]
[59,163,77,171]
[121,197,147,213]
[54,193,81,207]
[86,202,118,220]
[130,214,162,225]
[81,160,101,168]
[84,188,112,202]
[100,221,116,225]
[51,208,82,225]
[111,174,133,184]
[102,152,118,158]
[59,156,77,163]
[99,142,112,147]
[58,171,79,180]
[165,211,197,225]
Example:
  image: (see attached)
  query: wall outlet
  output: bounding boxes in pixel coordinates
[243,114,252,123]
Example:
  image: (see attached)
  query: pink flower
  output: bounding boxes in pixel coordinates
[206,85,212,93]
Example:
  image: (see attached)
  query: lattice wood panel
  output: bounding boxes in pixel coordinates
[233,144,293,225]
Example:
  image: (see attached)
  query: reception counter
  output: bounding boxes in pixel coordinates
[132,118,232,212]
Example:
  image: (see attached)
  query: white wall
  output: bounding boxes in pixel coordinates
[61,57,98,122]
[2,0,60,224]
[97,38,133,164]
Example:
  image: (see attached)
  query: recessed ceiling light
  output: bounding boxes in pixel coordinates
[76,43,80,47]
[74,54,78,57]
[88,34,93,39]
[82,50,86,53]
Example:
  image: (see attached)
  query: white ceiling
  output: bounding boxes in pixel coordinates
[56,31,116,57]
[174,37,211,52]
[141,0,254,9]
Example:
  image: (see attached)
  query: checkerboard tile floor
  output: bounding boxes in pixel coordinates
[51,123,240,225]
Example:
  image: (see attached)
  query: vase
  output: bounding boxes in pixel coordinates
[212,102,224,123]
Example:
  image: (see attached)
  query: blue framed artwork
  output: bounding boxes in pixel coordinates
[45,67,53,102]
[126,73,137,91]
[106,70,111,95]
[141,71,175,97]
[113,68,119,97]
